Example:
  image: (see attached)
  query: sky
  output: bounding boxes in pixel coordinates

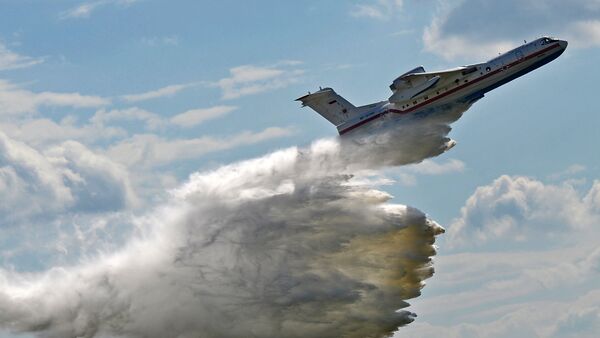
[0,0,599,337]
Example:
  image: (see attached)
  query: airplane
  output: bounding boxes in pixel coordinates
[296,36,568,136]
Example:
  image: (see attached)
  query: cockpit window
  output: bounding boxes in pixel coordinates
[541,37,557,45]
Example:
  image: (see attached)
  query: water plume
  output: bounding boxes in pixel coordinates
[0,104,468,338]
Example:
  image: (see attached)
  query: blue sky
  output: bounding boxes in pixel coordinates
[1,1,599,337]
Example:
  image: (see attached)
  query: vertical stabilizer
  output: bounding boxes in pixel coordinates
[296,88,358,127]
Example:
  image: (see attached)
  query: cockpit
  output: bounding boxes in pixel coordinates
[540,37,558,45]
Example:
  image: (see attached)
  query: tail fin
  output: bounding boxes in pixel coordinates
[296,88,358,127]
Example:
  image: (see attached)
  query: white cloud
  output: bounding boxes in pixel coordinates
[399,291,600,338]
[61,1,104,19]
[381,158,465,186]
[170,105,237,128]
[413,245,600,316]
[121,82,197,103]
[0,79,109,116]
[390,29,414,37]
[35,91,109,108]
[550,304,600,338]
[45,141,138,211]
[0,133,73,214]
[0,132,136,221]
[61,0,139,19]
[141,35,180,47]
[91,105,235,131]
[0,117,125,147]
[563,20,600,48]
[447,175,600,248]
[0,42,43,71]
[91,107,164,130]
[407,158,465,175]
[548,164,587,180]
[398,228,600,338]
[350,0,403,21]
[423,0,600,60]
[213,63,304,100]
[106,127,294,168]
[390,171,600,338]
[423,17,516,61]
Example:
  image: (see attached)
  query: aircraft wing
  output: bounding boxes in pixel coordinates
[397,68,463,83]
[389,65,479,103]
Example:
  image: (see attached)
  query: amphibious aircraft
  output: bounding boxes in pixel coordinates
[297,37,567,136]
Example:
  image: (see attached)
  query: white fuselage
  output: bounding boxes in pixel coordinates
[338,37,568,135]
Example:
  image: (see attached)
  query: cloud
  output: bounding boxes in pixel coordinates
[406,158,465,175]
[350,0,403,21]
[411,245,600,317]
[60,0,140,20]
[0,42,43,71]
[382,158,465,186]
[423,19,516,61]
[397,243,600,338]
[547,164,587,180]
[45,141,139,212]
[0,117,126,147]
[213,63,304,100]
[0,132,136,222]
[551,304,600,338]
[396,235,600,338]
[0,79,109,116]
[106,127,294,168]
[0,134,449,338]
[447,175,600,248]
[423,0,600,60]
[0,133,73,216]
[73,105,236,135]
[399,290,600,338]
[91,107,164,130]
[140,35,180,47]
[563,20,600,48]
[170,105,237,128]
[121,82,198,103]
[2,105,235,148]
[392,171,600,338]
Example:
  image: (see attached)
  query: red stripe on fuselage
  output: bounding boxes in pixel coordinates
[339,43,561,135]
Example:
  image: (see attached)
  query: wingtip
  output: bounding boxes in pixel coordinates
[295,93,311,102]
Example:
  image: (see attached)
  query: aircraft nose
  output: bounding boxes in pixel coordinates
[559,40,568,50]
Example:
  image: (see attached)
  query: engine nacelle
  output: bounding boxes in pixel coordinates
[390,66,426,91]
[389,75,440,103]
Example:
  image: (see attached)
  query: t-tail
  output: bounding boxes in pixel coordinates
[296,87,375,135]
